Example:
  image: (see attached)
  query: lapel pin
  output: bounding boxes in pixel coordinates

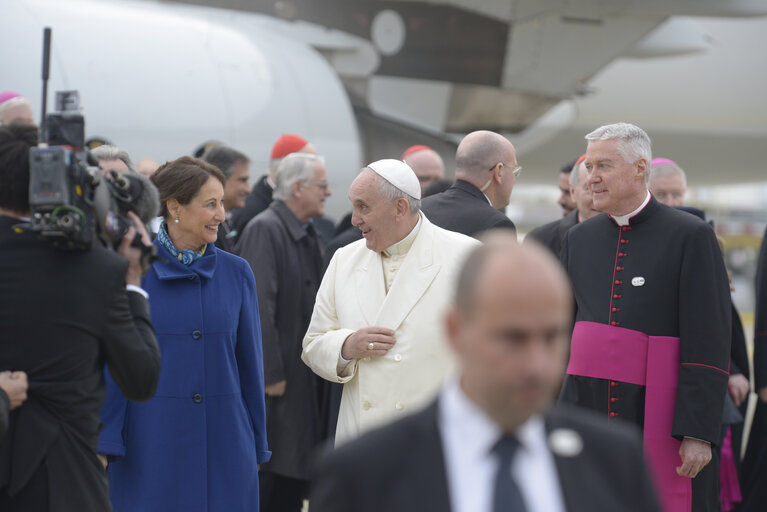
[548,428,583,457]
[631,276,645,287]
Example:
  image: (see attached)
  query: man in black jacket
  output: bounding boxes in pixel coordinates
[421,130,518,238]
[311,234,660,512]
[0,123,161,511]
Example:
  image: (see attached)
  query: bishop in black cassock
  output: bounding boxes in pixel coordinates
[559,123,730,512]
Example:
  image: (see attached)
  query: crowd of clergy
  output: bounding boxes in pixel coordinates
[2,90,767,512]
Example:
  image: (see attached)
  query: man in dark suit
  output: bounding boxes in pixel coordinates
[526,155,600,257]
[421,130,517,238]
[201,144,252,252]
[0,123,162,511]
[311,233,660,512]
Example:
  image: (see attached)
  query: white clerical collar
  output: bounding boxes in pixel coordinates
[383,213,422,257]
[610,190,651,226]
[266,176,276,189]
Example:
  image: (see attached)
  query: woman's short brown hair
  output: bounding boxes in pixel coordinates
[151,156,226,220]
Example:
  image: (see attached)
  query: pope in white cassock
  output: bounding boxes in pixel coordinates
[302,159,480,444]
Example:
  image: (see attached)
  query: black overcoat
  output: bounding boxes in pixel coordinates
[236,200,326,479]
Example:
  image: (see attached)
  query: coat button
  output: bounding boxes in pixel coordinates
[192,330,202,339]
[609,412,619,417]
[188,276,196,281]
[614,280,623,285]
[611,397,619,403]
[193,393,202,403]
[611,321,620,326]
[394,354,402,362]
[362,401,371,410]
[610,381,619,388]
[395,402,405,411]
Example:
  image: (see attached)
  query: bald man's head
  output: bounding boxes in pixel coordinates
[455,131,518,209]
[402,147,445,194]
[447,232,572,432]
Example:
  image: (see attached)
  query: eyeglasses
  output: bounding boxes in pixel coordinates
[489,162,522,178]
[303,180,330,189]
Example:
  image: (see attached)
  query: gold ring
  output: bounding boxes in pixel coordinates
[368,342,375,350]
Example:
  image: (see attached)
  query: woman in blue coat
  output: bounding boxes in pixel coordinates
[99,156,270,511]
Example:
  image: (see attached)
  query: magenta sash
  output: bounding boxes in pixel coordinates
[566,321,691,512]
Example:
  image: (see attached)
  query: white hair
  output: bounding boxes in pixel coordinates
[0,97,34,125]
[90,144,137,173]
[273,153,324,201]
[585,122,652,166]
[364,168,421,214]
[648,163,687,187]
[568,160,586,187]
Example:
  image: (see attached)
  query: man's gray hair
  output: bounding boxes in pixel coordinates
[0,96,33,125]
[202,145,250,179]
[648,163,687,187]
[585,123,652,166]
[91,145,137,173]
[273,153,324,201]
[568,160,585,188]
[365,168,421,214]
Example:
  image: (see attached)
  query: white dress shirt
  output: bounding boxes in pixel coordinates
[438,377,566,512]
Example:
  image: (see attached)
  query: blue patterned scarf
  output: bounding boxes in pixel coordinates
[157,222,206,265]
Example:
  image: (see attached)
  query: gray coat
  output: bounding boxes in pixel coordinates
[236,200,326,479]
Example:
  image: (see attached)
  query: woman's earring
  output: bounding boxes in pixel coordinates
[174,216,179,224]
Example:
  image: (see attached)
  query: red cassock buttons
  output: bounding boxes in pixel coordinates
[610,381,620,387]
[616,266,624,271]
[611,321,620,326]
[613,294,622,299]
[610,412,620,417]
[612,307,621,312]
[619,252,627,257]
[614,280,623,285]
[611,397,619,403]
[620,239,629,244]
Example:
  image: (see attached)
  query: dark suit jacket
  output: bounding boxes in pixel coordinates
[230,174,273,244]
[311,401,660,512]
[526,209,579,258]
[421,180,516,238]
[0,215,161,512]
[0,390,8,440]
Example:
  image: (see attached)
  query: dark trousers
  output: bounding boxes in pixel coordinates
[260,471,309,512]
[0,459,49,511]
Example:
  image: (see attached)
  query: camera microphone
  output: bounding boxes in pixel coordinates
[108,171,161,225]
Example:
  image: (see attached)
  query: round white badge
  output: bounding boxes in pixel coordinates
[632,277,646,287]
[548,428,583,457]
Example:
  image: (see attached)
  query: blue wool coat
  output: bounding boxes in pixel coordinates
[99,240,270,512]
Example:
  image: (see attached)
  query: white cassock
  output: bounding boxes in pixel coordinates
[302,212,479,444]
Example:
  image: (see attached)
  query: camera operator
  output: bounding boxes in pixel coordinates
[0,123,161,511]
